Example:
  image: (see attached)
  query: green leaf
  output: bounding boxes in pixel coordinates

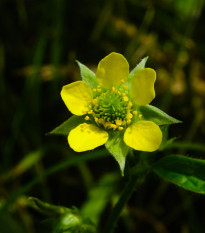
[48,115,85,136]
[138,105,182,125]
[153,155,205,194]
[128,56,149,81]
[81,173,119,225]
[76,60,98,89]
[105,131,130,175]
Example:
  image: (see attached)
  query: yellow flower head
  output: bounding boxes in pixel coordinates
[61,52,162,171]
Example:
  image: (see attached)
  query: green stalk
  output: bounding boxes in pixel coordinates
[103,165,148,233]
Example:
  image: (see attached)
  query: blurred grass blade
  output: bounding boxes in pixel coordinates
[163,142,205,152]
[0,149,108,213]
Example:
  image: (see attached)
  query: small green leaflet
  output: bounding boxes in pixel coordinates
[138,105,182,125]
[105,131,130,175]
[153,155,205,194]
[76,60,98,89]
[48,115,85,136]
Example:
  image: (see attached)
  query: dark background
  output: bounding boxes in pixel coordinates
[0,0,205,232]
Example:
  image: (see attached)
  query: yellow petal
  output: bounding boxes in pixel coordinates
[131,68,156,105]
[124,121,162,152]
[96,52,129,89]
[68,123,109,152]
[61,81,93,115]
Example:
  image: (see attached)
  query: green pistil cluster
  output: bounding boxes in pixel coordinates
[88,86,134,130]
[93,90,128,123]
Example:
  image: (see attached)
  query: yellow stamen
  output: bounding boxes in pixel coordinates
[93,99,98,105]
[112,87,116,92]
[94,117,98,123]
[97,85,100,89]
[121,79,125,84]
[123,85,129,90]
[111,124,117,130]
[139,114,142,119]
[127,112,133,119]
[128,102,132,108]
[123,96,129,102]
[133,110,137,115]
[115,119,122,126]
[127,119,131,124]
[98,118,105,124]
[104,121,112,129]
[85,116,89,120]
[88,110,93,114]
[118,126,124,131]
[93,88,96,92]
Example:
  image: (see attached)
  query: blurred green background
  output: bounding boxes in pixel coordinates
[1,0,205,232]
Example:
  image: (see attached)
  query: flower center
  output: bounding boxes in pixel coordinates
[91,86,134,130]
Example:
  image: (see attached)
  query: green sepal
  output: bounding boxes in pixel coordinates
[54,208,97,233]
[105,131,130,175]
[153,155,205,194]
[76,60,98,89]
[128,56,149,82]
[48,115,85,136]
[137,105,182,125]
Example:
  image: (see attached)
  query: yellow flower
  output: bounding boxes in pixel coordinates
[61,52,162,153]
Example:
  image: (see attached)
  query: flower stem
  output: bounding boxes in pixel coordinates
[102,172,146,233]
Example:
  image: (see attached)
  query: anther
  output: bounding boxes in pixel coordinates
[115,119,122,126]
[121,79,125,84]
[93,99,98,105]
[123,85,129,90]
[88,110,93,114]
[93,88,97,92]
[133,111,137,115]
[127,119,131,124]
[123,96,129,102]
[111,124,117,130]
[112,87,116,92]
[85,116,89,120]
[118,126,124,131]
[128,102,133,108]
[139,114,142,119]
[98,118,105,124]
[97,85,100,89]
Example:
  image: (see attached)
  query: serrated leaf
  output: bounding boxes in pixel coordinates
[76,61,98,89]
[153,155,205,194]
[138,105,182,125]
[105,131,130,175]
[128,56,149,81]
[48,115,85,136]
